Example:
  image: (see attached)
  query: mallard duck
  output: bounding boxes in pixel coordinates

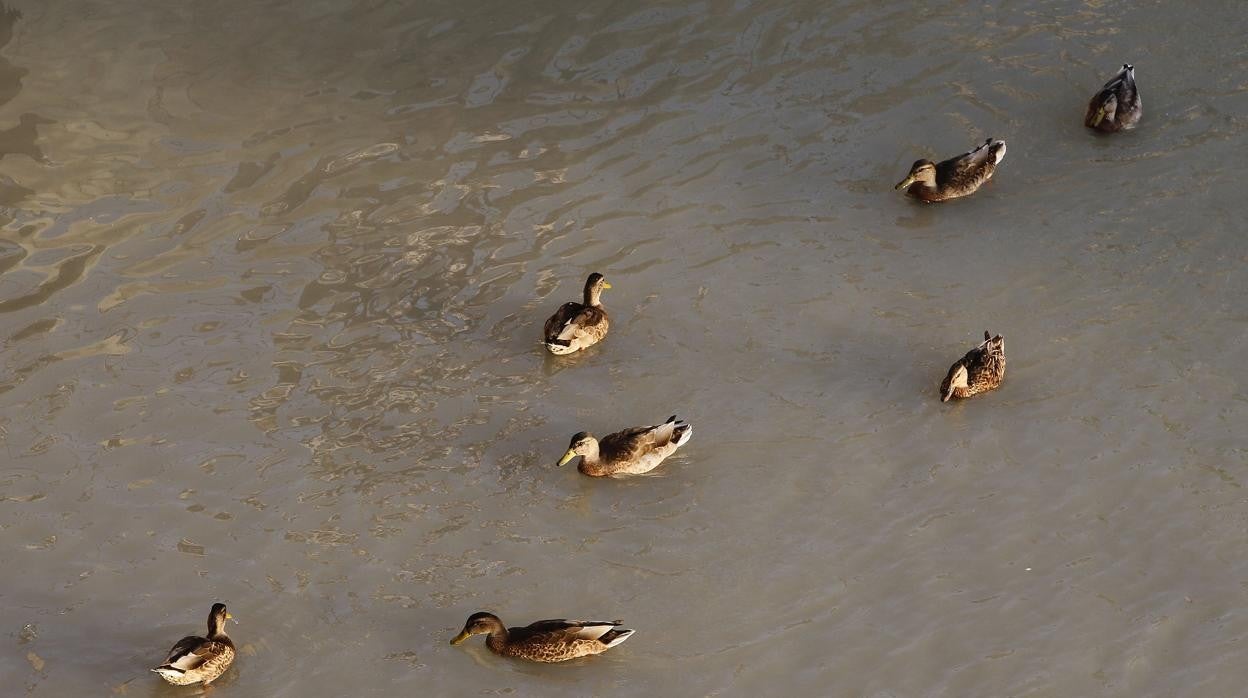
[152,603,235,686]
[543,273,610,355]
[895,138,1007,202]
[1085,64,1141,132]
[557,415,692,477]
[450,612,634,663]
[940,331,1005,402]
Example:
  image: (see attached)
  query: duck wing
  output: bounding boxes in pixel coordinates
[1115,68,1140,123]
[1087,66,1139,129]
[599,416,689,461]
[936,138,996,182]
[960,334,990,364]
[520,618,622,633]
[1099,66,1136,100]
[513,619,627,644]
[1086,90,1118,128]
[965,333,1005,375]
[160,636,225,671]
[544,302,587,343]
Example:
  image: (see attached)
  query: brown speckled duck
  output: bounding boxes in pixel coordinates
[543,273,610,355]
[558,415,692,477]
[1085,64,1141,132]
[896,138,1007,202]
[940,332,1005,402]
[152,603,236,686]
[450,613,634,663]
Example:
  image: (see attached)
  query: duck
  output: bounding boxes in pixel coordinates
[895,138,1007,202]
[940,331,1006,402]
[543,273,610,355]
[450,612,634,663]
[1085,64,1141,132]
[152,603,236,686]
[557,415,692,477]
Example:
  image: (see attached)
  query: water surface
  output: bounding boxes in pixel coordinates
[3,1,1247,695]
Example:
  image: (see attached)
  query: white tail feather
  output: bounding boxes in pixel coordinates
[653,416,692,448]
[672,423,692,447]
[602,628,635,648]
[568,623,619,640]
[152,667,183,678]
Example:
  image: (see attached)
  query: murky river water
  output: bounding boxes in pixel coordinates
[3,1,1248,695]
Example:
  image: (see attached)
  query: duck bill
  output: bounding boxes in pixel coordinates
[895,174,918,190]
[449,630,471,645]
[941,386,955,402]
[556,449,577,467]
[602,282,612,289]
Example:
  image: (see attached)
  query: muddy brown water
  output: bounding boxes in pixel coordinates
[3,1,1247,696]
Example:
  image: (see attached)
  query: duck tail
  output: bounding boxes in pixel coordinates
[671,419,692,447]
[151,666,184,679]
[599,627,635,648]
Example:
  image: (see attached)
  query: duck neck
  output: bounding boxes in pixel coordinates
[485,626,510,653]
[577,441,605,475]
[207,618,230,643]
[914,182,944,202]
[583,285,602,307]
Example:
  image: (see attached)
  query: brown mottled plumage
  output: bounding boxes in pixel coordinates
[940,331,1006,402]
[543,273,610,355]
[557,415,692,477]
[450,612,634,663]
[1085,64,1141,132]
[895,138,1007,202]
[152,603,236,686]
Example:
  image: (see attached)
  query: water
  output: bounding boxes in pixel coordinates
[3,1,1247,695]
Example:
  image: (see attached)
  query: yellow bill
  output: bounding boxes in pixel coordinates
[449,630,471,645]
[557,449,577,466]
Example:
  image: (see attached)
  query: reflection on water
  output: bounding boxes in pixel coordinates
[3,1,1248,696]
